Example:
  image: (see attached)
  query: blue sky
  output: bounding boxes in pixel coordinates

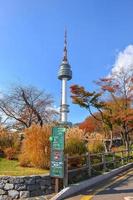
[0,0,133,123]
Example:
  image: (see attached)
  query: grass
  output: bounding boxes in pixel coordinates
[0,158,49,176]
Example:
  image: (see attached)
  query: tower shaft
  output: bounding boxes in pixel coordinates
[62,78,67,105]
[60,78,69,122]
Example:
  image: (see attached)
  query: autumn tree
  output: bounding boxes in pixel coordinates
[0,85,58,130]
[97,68,133,151]
[70,85,116,151]
[71,67,133,152]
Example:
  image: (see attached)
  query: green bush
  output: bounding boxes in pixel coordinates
[65,139,87,155]
[88,140,104,153]
[0,129,21,159]
[65,127,87,156]
[64,127,88,169]
[65,139,87,168]
[130,144,133,150]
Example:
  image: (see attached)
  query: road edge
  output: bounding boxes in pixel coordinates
[51,162,133,200]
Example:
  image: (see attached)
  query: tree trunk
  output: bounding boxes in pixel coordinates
[103,141,108,153]
[108,130,113,152]
[124,132,130,159]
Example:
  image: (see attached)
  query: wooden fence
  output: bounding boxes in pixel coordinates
[64,149,133,187]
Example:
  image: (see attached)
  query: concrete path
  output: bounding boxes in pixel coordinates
[65,168,133,200]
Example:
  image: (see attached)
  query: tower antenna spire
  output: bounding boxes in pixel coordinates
[63,29,68,62]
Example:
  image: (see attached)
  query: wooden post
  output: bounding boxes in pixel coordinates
[102,153,106,172]
[128,149,130,162]
[86,152,89,177]
[131,150,133,160]
[63,154,68,188]
[55,178,59,193]
[112,152,116,168]
[88,152,91,177]
[126,149,128,163]
[121,151,124,165]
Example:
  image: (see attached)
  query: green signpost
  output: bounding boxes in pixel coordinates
[50,127,66,178]
[50,150,64,178]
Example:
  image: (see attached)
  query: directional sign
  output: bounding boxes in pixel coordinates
[51,127,66,150]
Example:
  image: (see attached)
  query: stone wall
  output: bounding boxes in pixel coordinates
[0,174,54,200]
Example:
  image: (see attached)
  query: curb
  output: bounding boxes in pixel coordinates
[51,162,133,200]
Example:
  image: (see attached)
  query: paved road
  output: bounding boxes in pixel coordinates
[65,168,133,200]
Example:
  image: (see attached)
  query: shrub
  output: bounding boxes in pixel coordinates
[130,144,133,150]
[65,127,88,168]
[0,129,10,149]
[0,147,4,157]
[4,147,17,160]
[19,124,51,169]
[18,152,31,167]
[88,140,104,153]
[65,127,87,155]
[65,139,87,156]
[111,145,125,152]
[0,128,21,159]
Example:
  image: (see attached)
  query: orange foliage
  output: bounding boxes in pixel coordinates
[65,127,85,140]
[4,147,17,160]
[79,116,99,133]
[19,124,51,169]
[101,85,115,92]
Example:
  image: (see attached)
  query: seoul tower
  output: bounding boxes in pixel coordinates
[58,31,72,124]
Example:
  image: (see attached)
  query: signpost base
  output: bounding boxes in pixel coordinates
[55,178,59,193]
